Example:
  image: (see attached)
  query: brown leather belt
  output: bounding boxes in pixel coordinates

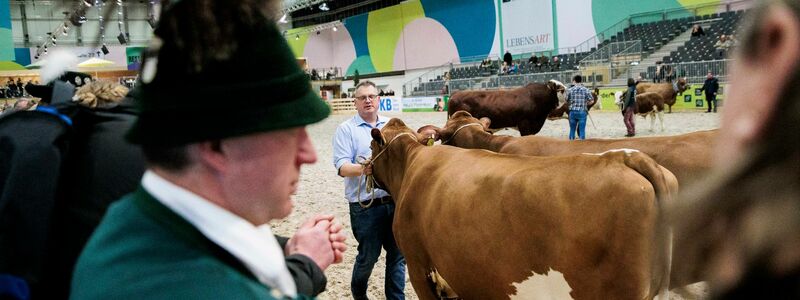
[357,196,393,207]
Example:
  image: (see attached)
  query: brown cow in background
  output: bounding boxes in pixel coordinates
[637,78,690,113]
[371,118,676,300]
[447,80,567,136]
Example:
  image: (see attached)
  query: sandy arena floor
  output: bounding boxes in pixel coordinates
[271,111,721,299]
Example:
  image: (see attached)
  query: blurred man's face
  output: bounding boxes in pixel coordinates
[708,73,713,79]
[220,127,317,224]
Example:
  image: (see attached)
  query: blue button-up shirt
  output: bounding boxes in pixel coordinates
[333,114,390,203]
[567,84,593,112]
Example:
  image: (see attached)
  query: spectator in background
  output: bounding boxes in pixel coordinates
[500,62,509,75]
[664,62,675,82]
[622,78,637,137]
[566,75,593,140]
[728,34,740,48]
[540,54,549,70]
[508,63,518,75]
[714,34,733,59]
[691,24,706,37]
[700,71,719,113]
[551,56,561,71]
[311,69,320,81]
[528,54,538,66]
[503,50,512,67]
[15,79,23,97]
[655,61,664,83]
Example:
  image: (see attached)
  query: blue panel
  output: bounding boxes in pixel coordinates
[344,13,370,57]
[13,47,29,66]
[0,0,10,29]
[420,0,495,59]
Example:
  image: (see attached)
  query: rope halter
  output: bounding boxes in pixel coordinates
[441,123,484,145]
[357,132,417,208]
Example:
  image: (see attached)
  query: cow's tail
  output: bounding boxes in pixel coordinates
[622,152,677,300]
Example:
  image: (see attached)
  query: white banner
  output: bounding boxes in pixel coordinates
[402,96,441,111]
[378,96,403,114]
[501,0,555,54]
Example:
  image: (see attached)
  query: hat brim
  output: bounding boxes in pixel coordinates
[126,88,330,146]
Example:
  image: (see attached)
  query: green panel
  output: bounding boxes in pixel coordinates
[595,84,726,112]
[367,0,425,72]
[285,28,312,58]
[0,28,14,61]
[346,55,376,76]
[592,0,684,35]
[0,60,26,70]
[677,0,722,16]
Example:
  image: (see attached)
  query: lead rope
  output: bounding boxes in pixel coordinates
[355,132,416,208]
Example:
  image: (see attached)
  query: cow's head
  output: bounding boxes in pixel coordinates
[677,78,689,95]
[424,111,491,146]
[370,118,429,191]
[548,79,568,106]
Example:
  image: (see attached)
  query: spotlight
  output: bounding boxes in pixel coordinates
[332,26,338,32]
[319,2,329,11]
[295,34,299,40]
[278,13,288,24]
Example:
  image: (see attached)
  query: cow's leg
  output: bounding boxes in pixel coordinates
[518,120,533,136]
[650,112,656,132]
[408,263,440,300]
[658,111,665,132]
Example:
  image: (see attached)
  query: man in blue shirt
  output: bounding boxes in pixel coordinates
[566,75,595,140]
[332,80,406,300]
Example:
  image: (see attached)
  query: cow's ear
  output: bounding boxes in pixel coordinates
[371,128,385,146]
[479,117,491,130]
[417,125,442,142]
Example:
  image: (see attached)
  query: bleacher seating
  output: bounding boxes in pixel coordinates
[408,9,747,95]
[669,10,745,63]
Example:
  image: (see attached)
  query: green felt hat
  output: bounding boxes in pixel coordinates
[126,3,330,146]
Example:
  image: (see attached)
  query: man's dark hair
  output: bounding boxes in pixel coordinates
[627,78,636,87]
[141,144,191,172]
[573,75,583,83]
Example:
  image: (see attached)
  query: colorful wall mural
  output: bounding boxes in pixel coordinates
[287,0,743,76]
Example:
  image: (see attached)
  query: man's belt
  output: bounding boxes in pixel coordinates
[357,196,393,207]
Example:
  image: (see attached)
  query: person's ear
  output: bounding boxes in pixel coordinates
[741,6,800,135]
[195,140,227,173]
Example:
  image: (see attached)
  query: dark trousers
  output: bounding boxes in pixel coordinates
[624,107,636,135]
[706,94,717,112]
[349,202,406,300]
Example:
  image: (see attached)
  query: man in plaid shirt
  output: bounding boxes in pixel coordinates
[566,75,595,140]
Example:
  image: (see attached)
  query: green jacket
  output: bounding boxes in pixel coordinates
[70,187,322,299]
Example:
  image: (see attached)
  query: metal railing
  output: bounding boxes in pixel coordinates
[673,59,732,84]
[308,67,343,80]
[449,70,579,94]
[580,40,642,66]
[403,62,453,97]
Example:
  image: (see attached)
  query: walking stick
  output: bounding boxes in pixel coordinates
[587,111,598,130]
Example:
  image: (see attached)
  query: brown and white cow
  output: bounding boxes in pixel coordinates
[447,80,567,136]
[615,91,666,132]
[636,78,689,113]
[370,118,676,300]
[420,110,714,187]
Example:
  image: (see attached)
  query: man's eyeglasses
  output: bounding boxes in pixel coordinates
[355,94,378,102]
